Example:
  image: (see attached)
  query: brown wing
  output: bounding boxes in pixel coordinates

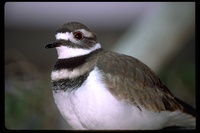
[96,50,183,112]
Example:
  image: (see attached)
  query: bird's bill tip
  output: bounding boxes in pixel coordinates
[45,43,55,49]
[45,42,61,49]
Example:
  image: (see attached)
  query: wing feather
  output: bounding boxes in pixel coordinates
[96,50,184,112]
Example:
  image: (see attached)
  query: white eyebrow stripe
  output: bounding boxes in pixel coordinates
[55,29,93,41]
[55,32,72,40]
[77,29,93,38]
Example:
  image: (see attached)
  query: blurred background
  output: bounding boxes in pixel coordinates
[5,2,195,130]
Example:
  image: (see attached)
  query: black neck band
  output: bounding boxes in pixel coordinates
[53,48,103,70]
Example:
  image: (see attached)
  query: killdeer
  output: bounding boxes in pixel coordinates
[45,22,196,130]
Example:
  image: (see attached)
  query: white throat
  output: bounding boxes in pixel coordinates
[56,43,101,59]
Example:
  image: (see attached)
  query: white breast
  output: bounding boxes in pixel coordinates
[52,67,195,130]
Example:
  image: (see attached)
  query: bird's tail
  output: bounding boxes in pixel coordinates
[166,97,196,129]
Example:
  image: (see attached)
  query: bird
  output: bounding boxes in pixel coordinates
[45,22,196,130]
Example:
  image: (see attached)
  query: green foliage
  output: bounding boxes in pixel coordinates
[5,74,66,129]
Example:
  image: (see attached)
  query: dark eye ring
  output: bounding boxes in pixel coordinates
[73,31,83,40]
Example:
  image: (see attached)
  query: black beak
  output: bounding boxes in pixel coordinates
[45,42,61,49]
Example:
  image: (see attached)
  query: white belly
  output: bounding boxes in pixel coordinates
[52,67,192,130]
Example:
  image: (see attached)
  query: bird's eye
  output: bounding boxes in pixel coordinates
[73,31,83,40]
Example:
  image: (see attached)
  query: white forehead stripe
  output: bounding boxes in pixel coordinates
[55,29,93,41]
[55,32,72,40]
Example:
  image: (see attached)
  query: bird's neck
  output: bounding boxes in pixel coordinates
[54,48,103,70]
